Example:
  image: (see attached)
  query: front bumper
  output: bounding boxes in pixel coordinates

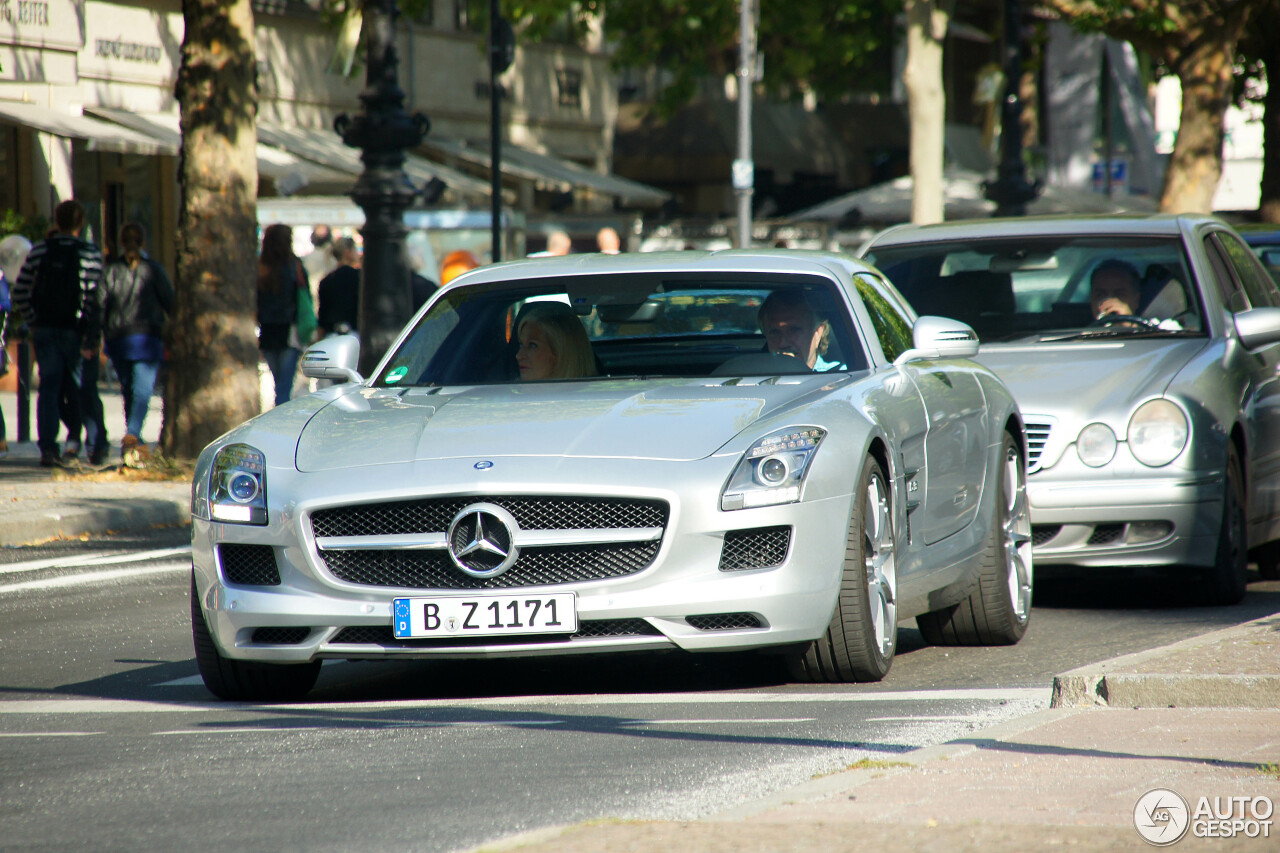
[191,457,855,664]
[1027,459,1223,569]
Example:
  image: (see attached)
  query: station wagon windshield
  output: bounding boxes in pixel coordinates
[865,236,1206,343]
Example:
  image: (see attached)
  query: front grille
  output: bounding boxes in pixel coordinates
[329,619,662,647]
[687,613,763,631]
[1024,422,1052,473]
[1031,525,1062,547]
[1088,524,1124,545]
[719,526,791,571]
[219,544,280,586]
[321,542,660,589]
[312,496,668,538]
[251,627,310,644]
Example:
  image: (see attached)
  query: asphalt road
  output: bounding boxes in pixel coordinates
[2,528,1279,853]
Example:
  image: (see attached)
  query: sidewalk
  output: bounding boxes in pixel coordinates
[473,616,1280,853]
[0,386,189,546]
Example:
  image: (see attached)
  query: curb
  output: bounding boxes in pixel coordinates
[0,498,191,546]
[1050,614,1280,708]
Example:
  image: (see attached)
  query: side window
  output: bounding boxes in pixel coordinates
[1218,232,1279,308]
[1204,237,1250,313]
[853,273,914,362]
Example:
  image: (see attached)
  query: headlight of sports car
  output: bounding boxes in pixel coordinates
[721,427,826,511]
[1127,399,1188,467]
[1076,423,1117,467]
[207,443,268,524]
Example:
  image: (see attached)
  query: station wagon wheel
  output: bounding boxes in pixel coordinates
[1199,445,1248,605]
[787,455,897,683]
[190,575,321,702]
[917,432,1032,646]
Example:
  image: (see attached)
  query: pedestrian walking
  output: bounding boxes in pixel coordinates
[256,223,315,407]
[103,223,175,461]
[12,200,105,467]
[0,264,10,458]
[316,236,361,337]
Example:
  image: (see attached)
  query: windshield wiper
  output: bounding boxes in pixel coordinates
[1037,327,1189,343]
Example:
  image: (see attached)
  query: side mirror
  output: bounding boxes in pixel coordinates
[301,334,364,384]
[893,315,980,365]
[1234,307,1280,350]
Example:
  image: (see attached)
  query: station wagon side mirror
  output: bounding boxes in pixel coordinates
[301,334,364,384]
[894,315,980,365]
[1233,307,1280,351]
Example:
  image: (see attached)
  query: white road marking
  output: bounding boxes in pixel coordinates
[0,687,1048,715]
[0,561,188,594]
[0,731,103,737]
[0,546,191,575]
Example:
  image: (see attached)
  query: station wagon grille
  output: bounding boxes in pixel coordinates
[1023,422,1052,473]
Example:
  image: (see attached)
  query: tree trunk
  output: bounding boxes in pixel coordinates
[165,0,261,459]
[1259,38,1280,222]
[904,0,950,225]
[1159,21,1246,212]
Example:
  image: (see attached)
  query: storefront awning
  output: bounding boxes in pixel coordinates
[256,122,492,199]
[85,107,355,190]
[424,137,671,207]
[0,101,172,155]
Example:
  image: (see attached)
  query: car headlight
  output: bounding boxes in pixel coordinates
[721,428,826,511]
[1127,399,1188,467]
[1076,423,1117,467]
[208,443,268,524]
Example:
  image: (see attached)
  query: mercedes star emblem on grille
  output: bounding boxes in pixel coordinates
[447,503,521,578]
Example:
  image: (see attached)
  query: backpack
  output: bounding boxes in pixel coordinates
[32,238,82,328]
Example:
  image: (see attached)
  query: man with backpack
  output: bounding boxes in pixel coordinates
[12,200,105,467]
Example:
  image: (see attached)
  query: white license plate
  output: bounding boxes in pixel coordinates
[392,593,578,639]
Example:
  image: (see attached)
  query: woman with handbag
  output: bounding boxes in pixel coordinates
[102,223,175,462]
[256,223,316,407]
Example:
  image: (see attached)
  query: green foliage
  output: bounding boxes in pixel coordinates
[503,0,897,113]
[0,209,51,244]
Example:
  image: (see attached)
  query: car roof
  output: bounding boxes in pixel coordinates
[447,248,881,288]
[863,213,1228,248]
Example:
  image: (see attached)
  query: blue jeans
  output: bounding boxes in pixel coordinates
[33,327,82,454]
[79,353,108,454]
[261,347,300,406]
[114,358,160,439]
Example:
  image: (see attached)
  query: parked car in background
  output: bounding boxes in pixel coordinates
[190,250,1031,700]
[862,215,1280,601]
[1237,224,1280,286]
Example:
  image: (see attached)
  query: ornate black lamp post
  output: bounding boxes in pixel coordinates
[984,0,1040,217]
[336,0,430,376]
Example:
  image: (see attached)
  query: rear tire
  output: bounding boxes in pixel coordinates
[787,455,897,683]
[1200,445,1247,605]
[191,575,321,701]
[917,432,1032,646]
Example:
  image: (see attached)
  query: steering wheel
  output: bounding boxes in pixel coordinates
[1090,311,1159,329]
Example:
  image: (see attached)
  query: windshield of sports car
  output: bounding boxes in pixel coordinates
[374,272,868,386]
[865,236,1206,343]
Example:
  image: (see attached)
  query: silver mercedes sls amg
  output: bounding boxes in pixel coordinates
[190,250,1031,700]
[862,214,1280,603]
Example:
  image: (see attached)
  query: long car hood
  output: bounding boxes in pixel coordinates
[974,337,1208,418]
[294,378,833,471]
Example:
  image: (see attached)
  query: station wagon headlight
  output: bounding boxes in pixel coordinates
[208,444,268,525]
[1128,399,1188,467]
[1076,423,1117,467]
[722,428,826,510]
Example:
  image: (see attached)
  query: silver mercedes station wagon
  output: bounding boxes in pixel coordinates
[191,250,1030,700]
[863,215,1280,603]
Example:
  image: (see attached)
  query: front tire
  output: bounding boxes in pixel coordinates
[788,455,897,683]
[1200,445,1247,605]
[191,575,321,701]
[917,432,1032,646]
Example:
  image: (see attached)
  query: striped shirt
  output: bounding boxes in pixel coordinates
[12,234,105,346]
